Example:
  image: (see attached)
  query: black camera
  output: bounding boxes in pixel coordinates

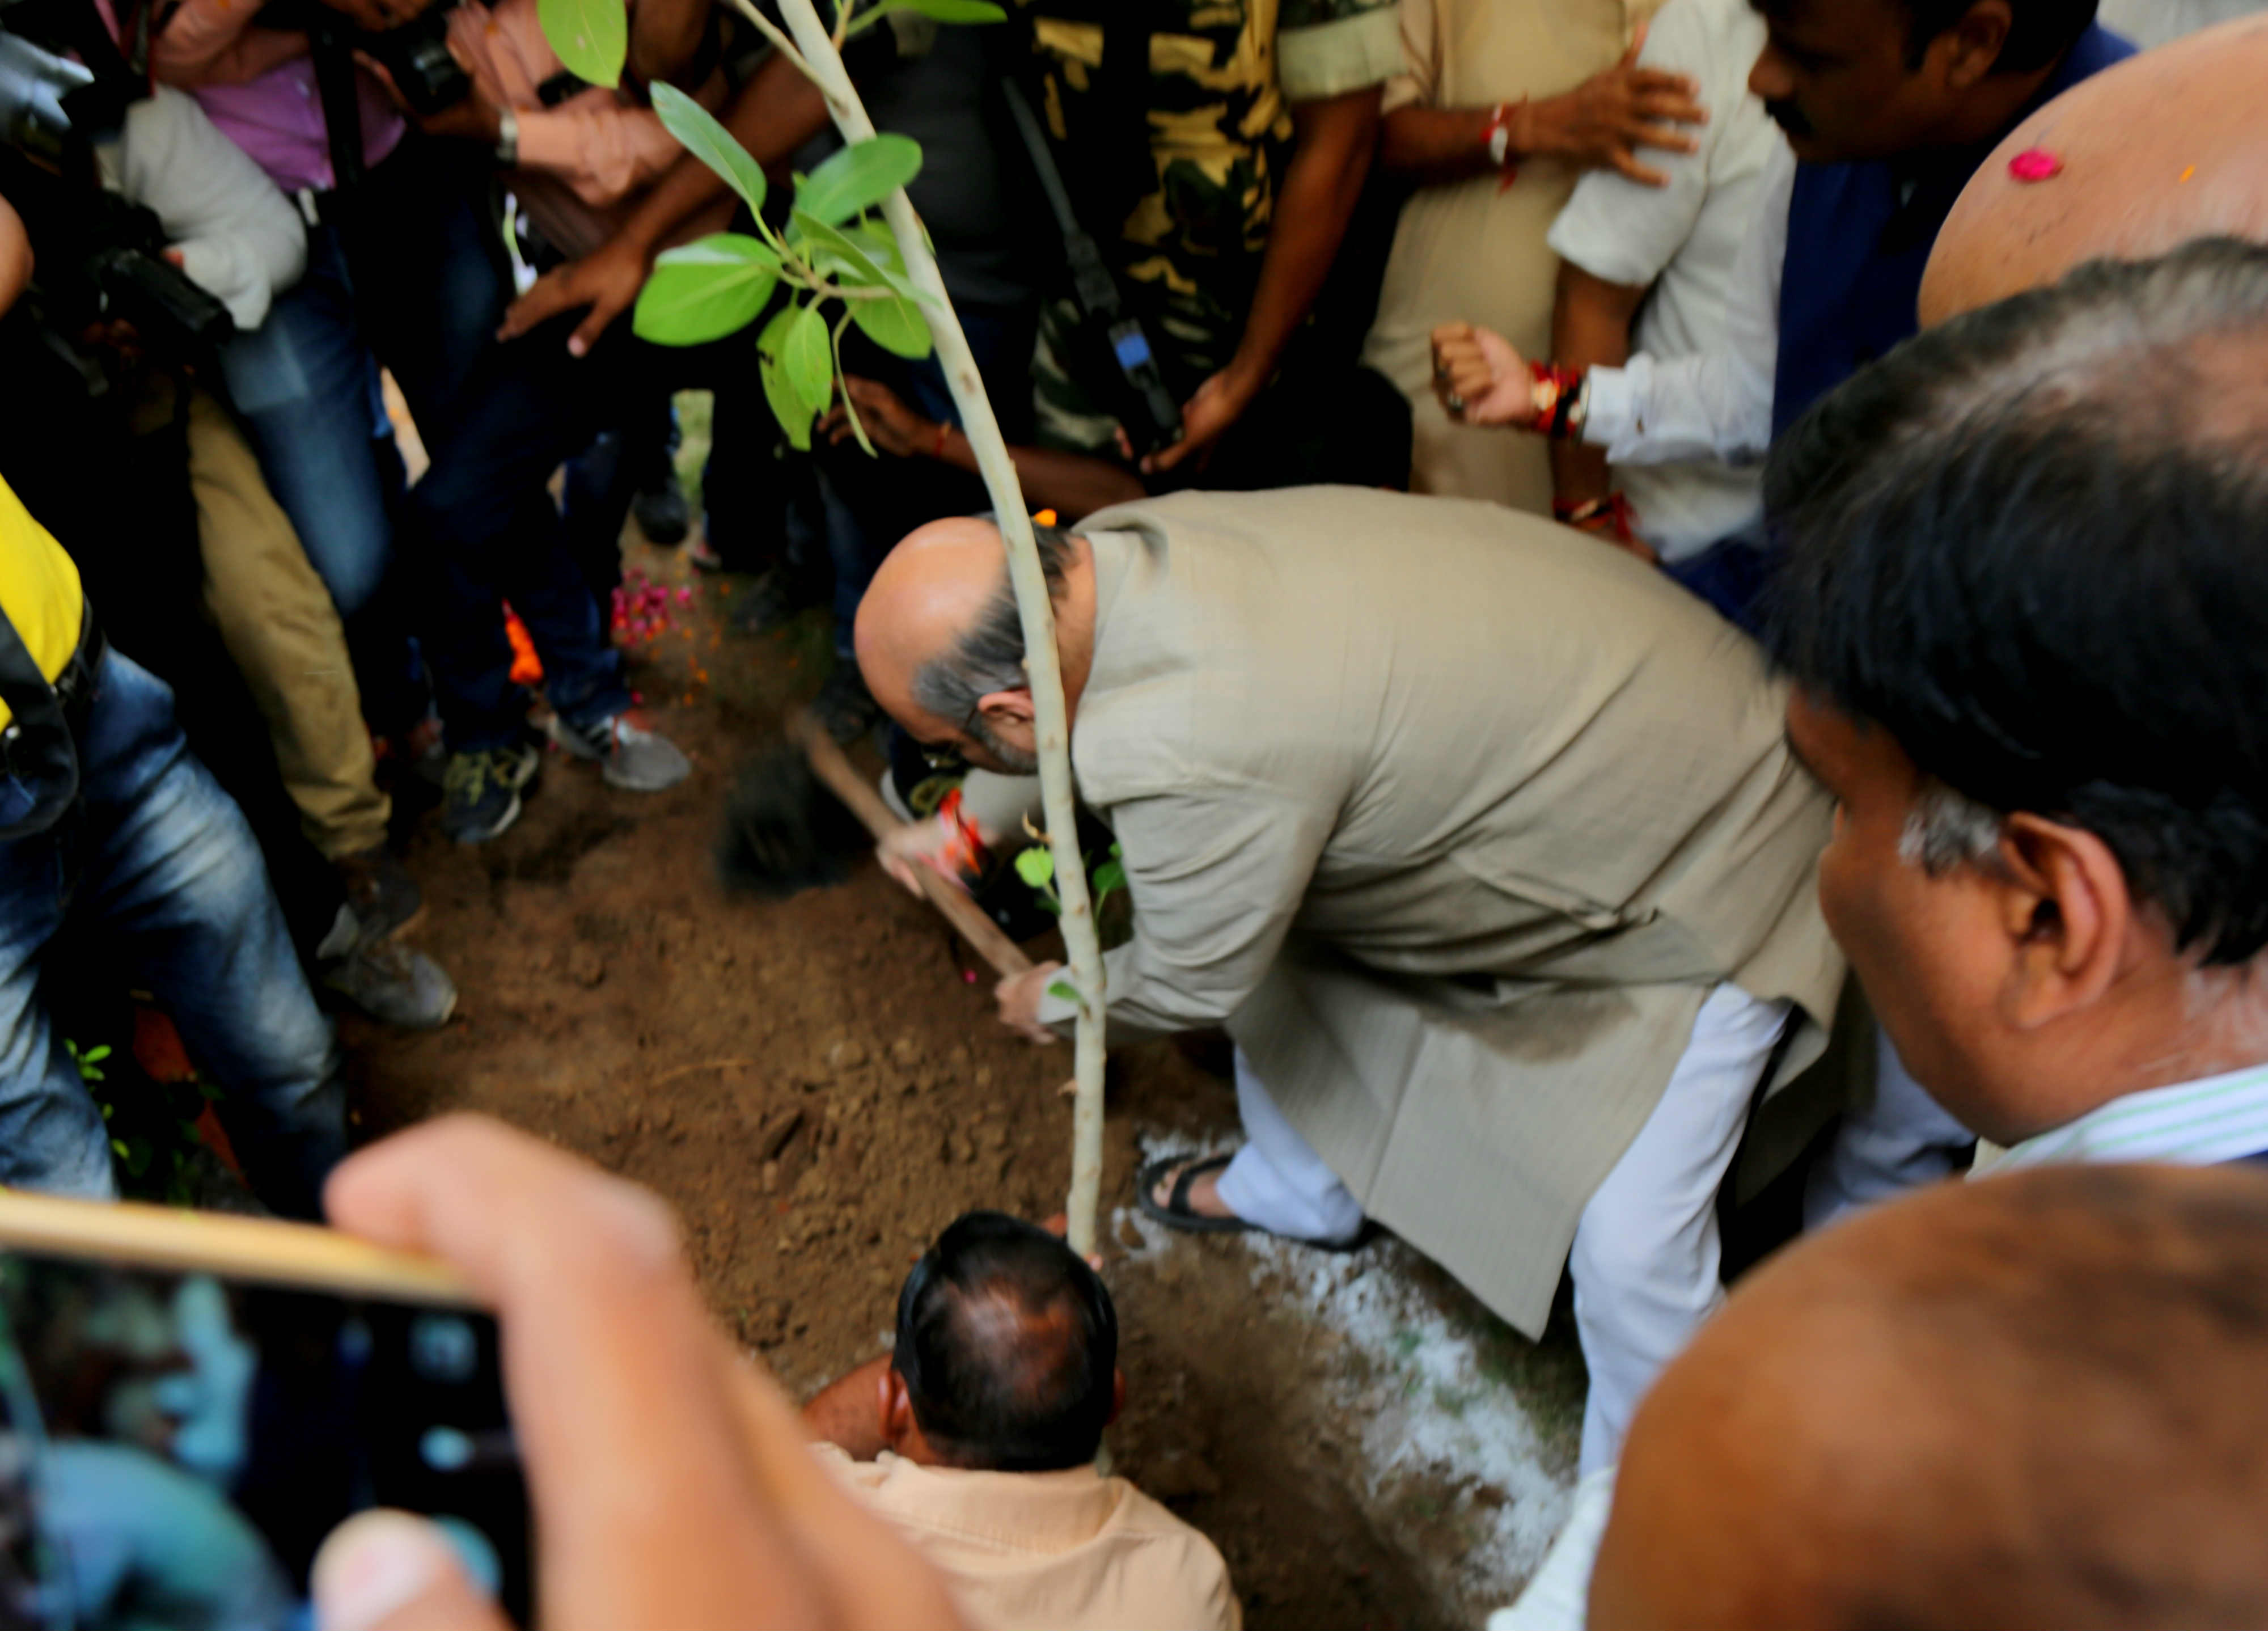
[357,0,469,117]
[0,16,236,374]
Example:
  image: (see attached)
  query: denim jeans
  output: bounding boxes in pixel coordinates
[218,137,513,732]
[0,650,348,1217]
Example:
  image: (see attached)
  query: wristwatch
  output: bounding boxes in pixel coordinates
[495,105,520,168]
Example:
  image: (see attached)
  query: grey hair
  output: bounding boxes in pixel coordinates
[1900,779,2007,876]
[910,522,1074,725]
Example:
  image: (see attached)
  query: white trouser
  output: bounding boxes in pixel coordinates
[1213,984,1789,1475]
[1216,1049,1369,1244]
[1565,983,1790,1473]
[1801,1029,1975,1230]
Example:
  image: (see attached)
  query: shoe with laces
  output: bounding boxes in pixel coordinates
[333,844,423,939]
[441,742,541,844]
[545,709,691,792]
[315,903,458,1029]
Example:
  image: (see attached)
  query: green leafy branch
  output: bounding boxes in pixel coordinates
[607,0,1002,452]
[632,88,938,450]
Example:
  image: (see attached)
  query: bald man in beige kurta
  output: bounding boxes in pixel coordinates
[936,487,1844,1473]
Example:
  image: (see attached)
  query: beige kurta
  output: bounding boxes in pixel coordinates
[813,1446,1241,1631]
[1019,488,1842,1336]
[1361,0,1651,511]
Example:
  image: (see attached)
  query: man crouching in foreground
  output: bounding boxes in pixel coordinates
[802,1212,1238,1631]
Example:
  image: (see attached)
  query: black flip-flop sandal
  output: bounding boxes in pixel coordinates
[1136,1152,1255,1235]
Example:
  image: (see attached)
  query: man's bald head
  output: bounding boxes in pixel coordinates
[1592,1164,2268,1631]
[853,518,1080,774]
[1921,12,2268,324]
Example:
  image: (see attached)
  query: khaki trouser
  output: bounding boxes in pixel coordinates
[184,387,391,860]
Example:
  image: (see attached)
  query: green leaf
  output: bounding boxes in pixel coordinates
[849,292,931,359]
[845,0,1007,37]
[536,0,625,88]
[632,234,781,346]
[1092,858,1126,899]
[653,84,767,215]
[1014,848,1056,889]
[794,134,923,228]
[789,210,932,306]
[1046,978,1080,1003]
[757,307,813,451]
[782,302,833,413]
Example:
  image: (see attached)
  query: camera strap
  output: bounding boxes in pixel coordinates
[998,75,1182,450]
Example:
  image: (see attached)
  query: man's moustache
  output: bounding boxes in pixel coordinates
[1765,98,1814,138]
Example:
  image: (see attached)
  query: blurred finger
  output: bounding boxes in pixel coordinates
[313,1511,509,1631]
[1617,18,1647,67]
[325,1117,831,1630]
[1611,152,1672,188]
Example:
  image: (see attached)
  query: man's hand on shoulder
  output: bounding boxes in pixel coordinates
[1527,22,1706,187]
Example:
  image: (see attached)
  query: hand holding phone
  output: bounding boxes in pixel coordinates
[311,1115,969,1631]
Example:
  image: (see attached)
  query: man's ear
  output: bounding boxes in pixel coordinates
[1936,0,2012,88]
[1991,813,2132,1030]
[975,686,1037,733]
[880,1366,916,1450]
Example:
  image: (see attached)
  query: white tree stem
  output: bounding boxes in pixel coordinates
[773,0,1112,1257]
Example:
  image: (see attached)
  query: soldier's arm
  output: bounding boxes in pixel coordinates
[1145,86,1380,475]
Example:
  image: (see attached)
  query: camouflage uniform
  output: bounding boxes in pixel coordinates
[1014,0,1404,451]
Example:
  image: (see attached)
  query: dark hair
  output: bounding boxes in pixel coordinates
[892,1210,1117,1472]
[908,522,1074,725]
[1886,0,2098,71]
[1763,238,2268,965]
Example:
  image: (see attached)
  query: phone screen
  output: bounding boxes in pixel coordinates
[0,1249,528,1629]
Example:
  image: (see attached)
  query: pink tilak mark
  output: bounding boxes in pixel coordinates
[2008,147,2063,183]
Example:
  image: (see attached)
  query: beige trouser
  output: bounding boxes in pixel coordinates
[184,387,391,860]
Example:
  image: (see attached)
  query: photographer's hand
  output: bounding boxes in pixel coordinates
[357,52,502,145]
[313,1115,969,1631]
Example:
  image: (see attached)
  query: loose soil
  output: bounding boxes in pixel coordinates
[348,517,1579,1629]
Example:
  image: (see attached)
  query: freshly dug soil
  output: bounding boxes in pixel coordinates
[348,543,1459,1629]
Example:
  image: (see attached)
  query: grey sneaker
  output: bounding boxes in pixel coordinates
[441,742,543,844]
[547,710,691,792]
[317,904,458,1029]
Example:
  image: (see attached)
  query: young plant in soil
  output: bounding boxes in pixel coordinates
[541,0,1113,1253]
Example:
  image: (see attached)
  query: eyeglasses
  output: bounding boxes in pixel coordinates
[919,703,985,770]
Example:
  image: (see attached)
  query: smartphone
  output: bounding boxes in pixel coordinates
[0,1191,528,1630]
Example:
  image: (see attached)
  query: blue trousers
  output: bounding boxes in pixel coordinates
[218,137,629,751]
[0,651,346,1217]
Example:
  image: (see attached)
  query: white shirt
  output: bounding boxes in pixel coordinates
[1486,1466,1615,1631]
[99,83,307,332]
[1576,137,1790,483]
[1546,0,1787,560]
[1981,1062,2268,1172]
